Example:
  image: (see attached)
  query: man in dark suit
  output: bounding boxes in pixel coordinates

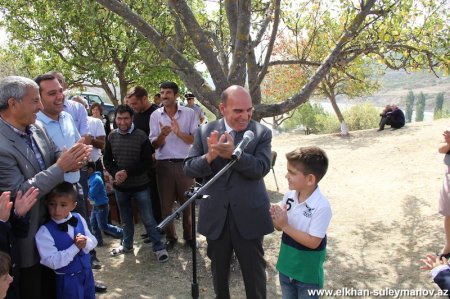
[184,85,274,299]
[0,76,90,299]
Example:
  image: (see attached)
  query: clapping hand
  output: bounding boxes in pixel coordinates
[171,117,180,136]
[159,122,172,137]
[14,187,40,217]
[270,204,287,231]
[0,187,39,221]
[0,191,13,222]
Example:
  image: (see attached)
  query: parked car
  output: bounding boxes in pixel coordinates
[67,92,115,123]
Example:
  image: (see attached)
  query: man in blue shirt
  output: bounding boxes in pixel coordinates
[35,74,84,210]
[34,73,107,294]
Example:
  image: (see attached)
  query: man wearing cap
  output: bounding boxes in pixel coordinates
[185,93,205,125]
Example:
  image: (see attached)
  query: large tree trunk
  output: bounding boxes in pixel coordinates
[328,94,349,136]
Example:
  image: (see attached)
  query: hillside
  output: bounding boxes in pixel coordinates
[334,70,450,110]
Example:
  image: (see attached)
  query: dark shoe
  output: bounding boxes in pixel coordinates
[140,233,148,239]
[143,237,152,244]
[91,256,102,270]
[95,283,107,293]
[185,239,197,249]
[165,239,177,250]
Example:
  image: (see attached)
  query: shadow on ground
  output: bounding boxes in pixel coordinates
[326,195,441,295]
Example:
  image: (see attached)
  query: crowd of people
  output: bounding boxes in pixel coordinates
[0,71,446,299]
[0,73,335,299]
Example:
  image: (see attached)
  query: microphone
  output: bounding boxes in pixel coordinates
[231,130,254,160]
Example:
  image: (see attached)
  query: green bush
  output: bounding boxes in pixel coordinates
[282,102,379,134]
[434,110,450,120]
[316,114,340,134]
[283,102,327,134]
[415,92,426,122]
[343,102,379,131]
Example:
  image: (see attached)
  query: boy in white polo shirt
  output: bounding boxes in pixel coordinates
[270,146,332,299]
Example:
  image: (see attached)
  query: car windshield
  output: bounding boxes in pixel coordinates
[86,95,102,105]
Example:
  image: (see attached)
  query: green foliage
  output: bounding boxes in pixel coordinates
[342,103,379,131]
[283,102,379,134]
[0,0,182,104]
[434,109,450,120]
[2,0,448,119]
[405,91,415,122]
[283,102,328,134]
[315,114,341,134]
[434,92,445,115]
[415,92,426,122]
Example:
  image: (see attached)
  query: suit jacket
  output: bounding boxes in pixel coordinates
[184,119,274,240]
[0,120,64,268]
[0,214,28,299]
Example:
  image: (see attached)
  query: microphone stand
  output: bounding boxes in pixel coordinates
[156,157,239,299]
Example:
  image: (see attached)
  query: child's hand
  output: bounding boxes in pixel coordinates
[269,204,281,230]
[271,204,288,231]
[75,233,87,249]
[420,254,448,270]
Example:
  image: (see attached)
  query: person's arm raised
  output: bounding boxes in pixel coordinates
[56,143,91,172]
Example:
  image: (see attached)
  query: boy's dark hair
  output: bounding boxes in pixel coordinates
[126,86,148,100]
[47,182,77,202]
[159,81,179,95]
[114,104,134,119]
[154,93,160,98]
[86,161,96,172]
[286,146,328,183]
[0,251,11,276]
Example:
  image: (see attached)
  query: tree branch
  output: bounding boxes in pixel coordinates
[250,0,281,95]
[94,0,214,101]
[253,0,377,119]
[227,0,251,85]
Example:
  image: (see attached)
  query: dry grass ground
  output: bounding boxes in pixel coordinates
[94,118,448,298]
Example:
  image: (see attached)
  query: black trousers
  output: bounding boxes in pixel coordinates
[380,115,403,129]
[207,208,266,299]
[19,264,56,299]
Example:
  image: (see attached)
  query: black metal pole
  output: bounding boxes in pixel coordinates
[191,201,198,299]
[156,158,239,299]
